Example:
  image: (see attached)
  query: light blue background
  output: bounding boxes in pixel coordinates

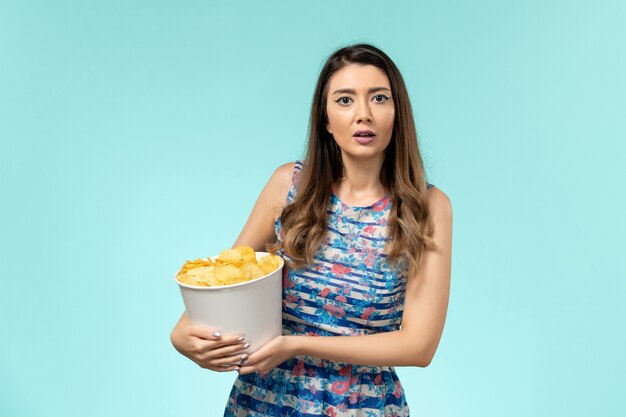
[2,1,625,416]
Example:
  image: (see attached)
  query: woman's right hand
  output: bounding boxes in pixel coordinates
[170,312,251,372]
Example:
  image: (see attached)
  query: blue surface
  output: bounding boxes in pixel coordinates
[1,1,625,416]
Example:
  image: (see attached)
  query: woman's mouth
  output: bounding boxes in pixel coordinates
[353,129,376,144]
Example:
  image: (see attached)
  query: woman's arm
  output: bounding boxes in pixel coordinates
[238,186,452,373]
[232,162,294,250]
[170,162,294,370]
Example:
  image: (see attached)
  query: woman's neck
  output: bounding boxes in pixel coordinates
[334,154,387,205]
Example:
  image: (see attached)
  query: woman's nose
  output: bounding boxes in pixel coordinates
[357,113,372,123]
[355,101,373,123]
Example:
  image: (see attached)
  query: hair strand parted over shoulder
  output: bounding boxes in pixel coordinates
[268,43,435,279]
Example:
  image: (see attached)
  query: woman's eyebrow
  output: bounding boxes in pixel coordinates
[331,87,391,95]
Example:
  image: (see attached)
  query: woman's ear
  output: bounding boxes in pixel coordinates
[326,123,333,134]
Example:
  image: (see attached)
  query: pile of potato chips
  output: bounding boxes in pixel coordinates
[176,246,282,287]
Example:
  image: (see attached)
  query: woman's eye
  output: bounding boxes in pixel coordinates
[336,97,352,105]
[373,94,390,103]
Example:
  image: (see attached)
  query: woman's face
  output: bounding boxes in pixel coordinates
[325,63,395,161]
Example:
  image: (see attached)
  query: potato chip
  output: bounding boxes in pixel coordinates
[176,246,282,287]
[213,264,243,283]
[218,249,243,262]
[242,262,265,280]
[186,266,213,276]
[259,255,281,274]
[177,273,206,286]
[235,246,256,262]
[177,257,215,276]
[185,266,216,285]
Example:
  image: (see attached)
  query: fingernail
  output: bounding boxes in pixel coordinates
[241,359,249,365]
[237,336,245,342]
[212,331,221,338]
[243,342,251,349]
[234,366,240,370]
[240,354,248,360]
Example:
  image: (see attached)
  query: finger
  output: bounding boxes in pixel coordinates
[188,325,245,342]
[188,325,223,340]
[237,365,253,375]
[208,352,250,367]
[206,364,240,372]
[216,333,248,346]
[197,333,247,347]
[201,342,251,360]
[192,335,248,356]
[237,357,271,376]
[243,348,270,366]
[193,357,240,372]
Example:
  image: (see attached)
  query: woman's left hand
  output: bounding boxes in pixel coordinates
[237,335,299,375]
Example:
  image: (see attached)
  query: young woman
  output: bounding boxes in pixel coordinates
[171,43,453,416]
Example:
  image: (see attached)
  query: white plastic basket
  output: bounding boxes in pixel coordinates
[175,252,284,352]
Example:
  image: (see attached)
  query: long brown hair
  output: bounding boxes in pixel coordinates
[271,43,434,278]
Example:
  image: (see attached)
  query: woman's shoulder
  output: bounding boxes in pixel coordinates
[272,161,296,181]
[271,159,304,176]
[425,184,453,226]
[265,161,300,207]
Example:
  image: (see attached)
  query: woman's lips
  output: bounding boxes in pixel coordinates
[353,135,376,144]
